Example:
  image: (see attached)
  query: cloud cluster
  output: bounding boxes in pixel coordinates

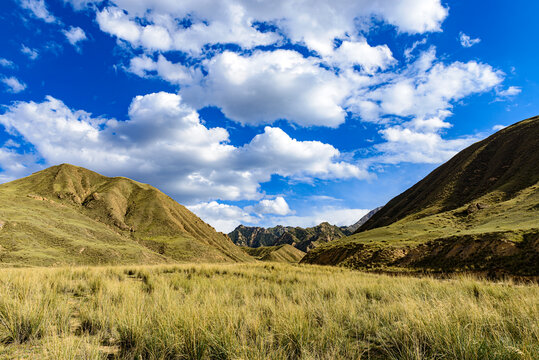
[0,93,365,204]
[75,0,447,55]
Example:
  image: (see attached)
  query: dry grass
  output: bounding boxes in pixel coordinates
[0,263,537,359]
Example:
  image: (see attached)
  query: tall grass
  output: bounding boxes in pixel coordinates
[0,263,536,359]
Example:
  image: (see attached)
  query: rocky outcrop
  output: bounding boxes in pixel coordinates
[229,222,347,251]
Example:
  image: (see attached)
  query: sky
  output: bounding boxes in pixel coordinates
[0,0,537,233]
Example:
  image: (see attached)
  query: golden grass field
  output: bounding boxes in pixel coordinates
[0,263,537,359]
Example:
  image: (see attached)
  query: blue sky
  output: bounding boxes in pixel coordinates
[0,0,537,232]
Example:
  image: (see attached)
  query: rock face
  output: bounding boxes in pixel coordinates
[229,222,347,252]
[303,115,539,277]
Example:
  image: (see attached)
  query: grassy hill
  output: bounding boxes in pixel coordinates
[0,164,251,266]
[241,244,306,263]
[303,116,539,276]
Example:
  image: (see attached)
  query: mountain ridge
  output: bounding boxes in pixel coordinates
[229,222,350,252]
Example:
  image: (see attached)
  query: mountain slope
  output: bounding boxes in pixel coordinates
[229,222,347,251]
[241,244,306,263]
[0,164,251,266]
[303,116,539,276]
[358,116,539,232]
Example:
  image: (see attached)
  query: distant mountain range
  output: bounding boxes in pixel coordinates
[229,222,351,252]
[303,115,539,276]
[0,164,251,266]
[229,207,383,253]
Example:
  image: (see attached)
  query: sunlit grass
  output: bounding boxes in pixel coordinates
[0,263,537,359]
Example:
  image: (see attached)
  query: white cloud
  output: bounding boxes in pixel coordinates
[181,50,351,127]
[0,93,365,203]
[350,49,504,122]
[2,77,27,93]
[374,121,480,164]
[187,201,256,233]
[265,207,370,228]
[72,0,447,57]
[246,196,293,216]
[329,40,396,74]
[496,86,521,97]
[0,59,15,68]
[459,32,481,48]
[21,45,39,60]
[96,7,142,44]
[128,54,202,85]
[63,27,87,49]
[404,38,427,60]
[19,0,57,23]
[239,127,368,180]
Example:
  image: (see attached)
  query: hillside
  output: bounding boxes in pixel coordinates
[0,164,251,266]
[241,244,306,263]
[229,222,348,251]
[303,116,539,276]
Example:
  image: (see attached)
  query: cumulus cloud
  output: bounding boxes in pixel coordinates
[350,49,504,122]
[21,45,39,60]
[374,121,480,164]
[63,26,87,49]
[459,32,481,48]
[19,0,57,23]
[0,93,365,203]
[246,197,293,216]
[182,50,351,127]
[329,40,396,74]
[2,77,27,93]
[187,201,256,233]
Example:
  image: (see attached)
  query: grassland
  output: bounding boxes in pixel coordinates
[0,263,537,359]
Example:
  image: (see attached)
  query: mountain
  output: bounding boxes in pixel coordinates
[345,206,383,233]
[0,164,251,266]
[229,222,347,252]
[303,116,539,276]
[241,244,306,263]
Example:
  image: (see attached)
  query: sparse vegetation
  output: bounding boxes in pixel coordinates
[0,263,537,359]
